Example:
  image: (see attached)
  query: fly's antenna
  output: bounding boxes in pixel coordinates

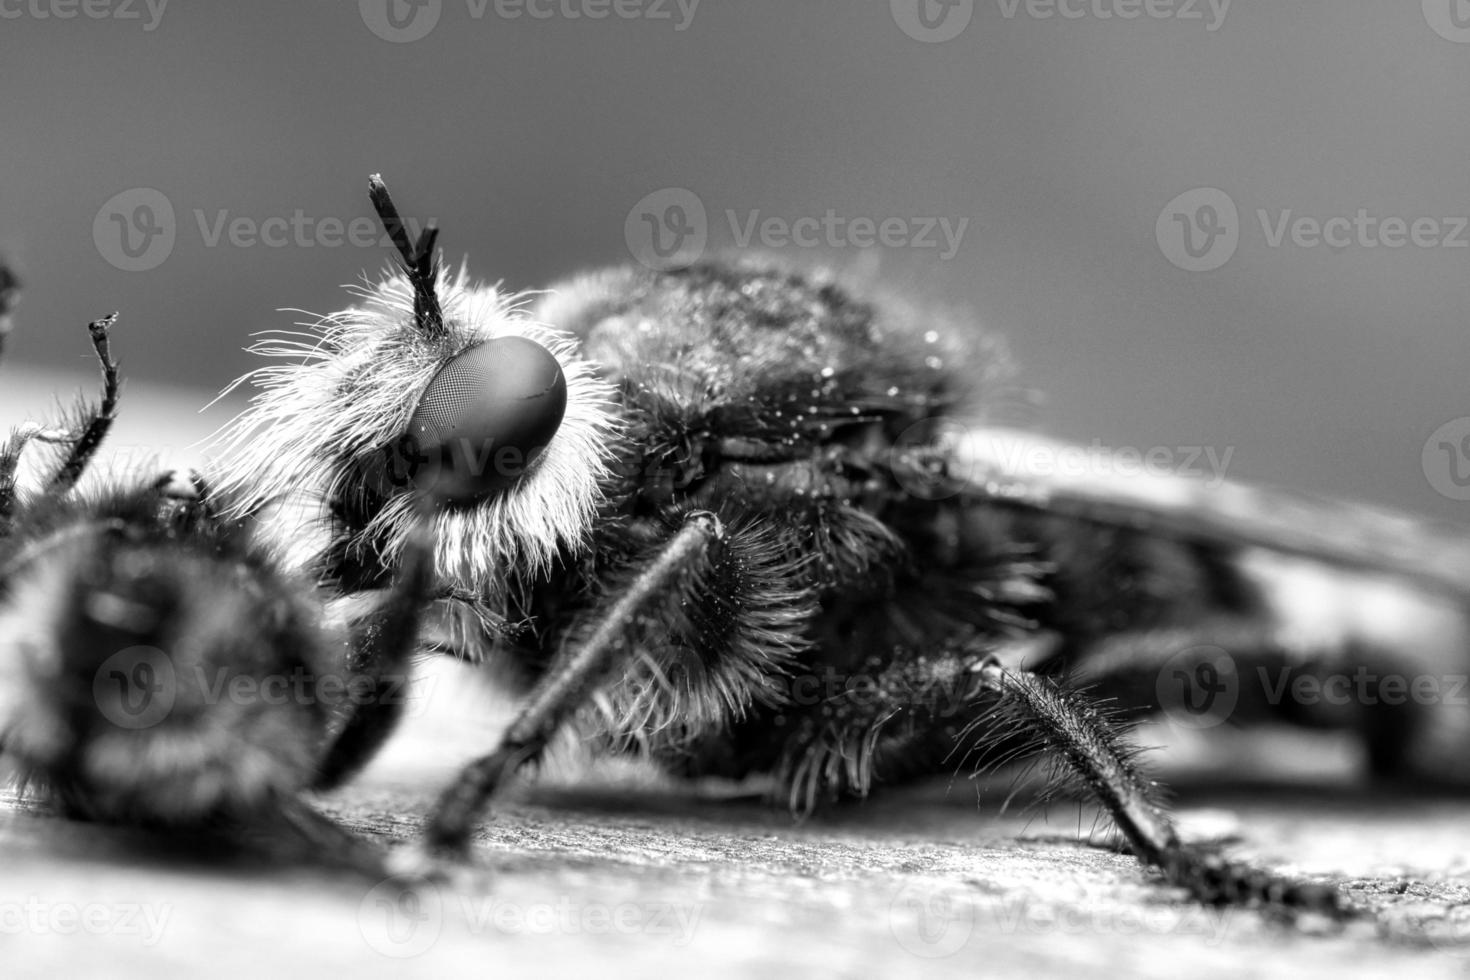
[368,174,444,339]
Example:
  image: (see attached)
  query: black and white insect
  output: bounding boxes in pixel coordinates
[210,177,1470,920]
[0,282,436,874]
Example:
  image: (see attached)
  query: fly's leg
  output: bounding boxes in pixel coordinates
[414,511,726,857]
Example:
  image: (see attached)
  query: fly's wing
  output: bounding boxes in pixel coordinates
[916,425,1470,605]
[904,424,1470,787]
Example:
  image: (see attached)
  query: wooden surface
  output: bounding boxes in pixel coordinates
[6,373,1470,979]
[6,654,1470,980]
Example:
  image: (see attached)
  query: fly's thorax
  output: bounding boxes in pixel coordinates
[531,257,1007,520]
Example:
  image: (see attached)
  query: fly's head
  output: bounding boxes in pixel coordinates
[213,178,618,601]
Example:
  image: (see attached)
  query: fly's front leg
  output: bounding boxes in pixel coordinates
[411,511,725,860]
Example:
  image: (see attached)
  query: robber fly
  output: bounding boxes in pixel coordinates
[0,278,436,874]
[211,176,1470,921]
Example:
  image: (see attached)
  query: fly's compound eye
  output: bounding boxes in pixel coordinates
[372,336,568,505]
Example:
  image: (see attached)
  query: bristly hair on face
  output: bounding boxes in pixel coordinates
[208,262,619,601]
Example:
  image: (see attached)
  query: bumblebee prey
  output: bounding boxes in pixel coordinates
[214,176,1470,921]
[0,276,436,874]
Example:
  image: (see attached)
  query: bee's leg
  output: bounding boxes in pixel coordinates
[1,315,120,518]
[0,307,110,517]
[246,791,392,879]
[0,423,49,521]
[45,313,121,494]
[310,500,439,791]
[416,511,726,857]
[309,596,426,791]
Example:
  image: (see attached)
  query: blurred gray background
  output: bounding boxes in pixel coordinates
[1,1,1468,520]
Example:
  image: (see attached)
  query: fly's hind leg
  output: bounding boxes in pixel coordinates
[763,641,1353,921]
